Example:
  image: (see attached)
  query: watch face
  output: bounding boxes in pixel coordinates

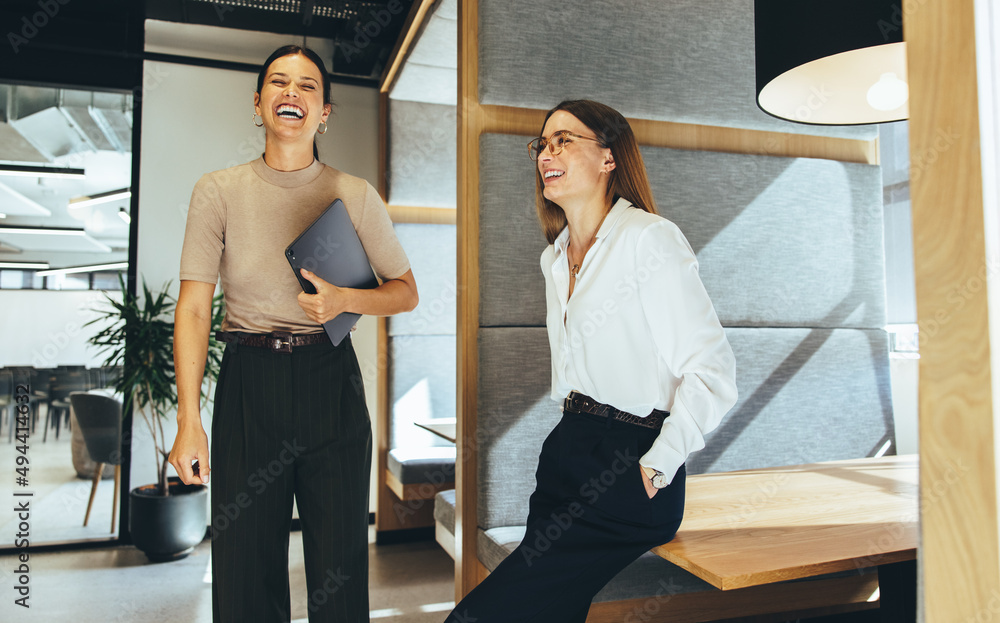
[652,472,669,489]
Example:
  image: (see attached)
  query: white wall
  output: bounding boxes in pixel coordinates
[890,354,919,455]
[0,290,119,368]
[134,59,382,511]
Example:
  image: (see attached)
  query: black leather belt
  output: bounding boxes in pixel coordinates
[562,391,668,430]
[215,331,328,353]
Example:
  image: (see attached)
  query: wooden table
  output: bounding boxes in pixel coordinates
[414,418,456,443]
[654,455,918,620]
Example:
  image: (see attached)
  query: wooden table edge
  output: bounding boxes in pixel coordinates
[652,545,918,591]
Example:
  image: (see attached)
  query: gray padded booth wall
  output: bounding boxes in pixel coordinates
[478,0,877,140]
[476,133,894,535]
[388,223,457,450]
[388,101,457,208]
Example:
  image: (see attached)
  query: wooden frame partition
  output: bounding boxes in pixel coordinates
[906,0,1000,619]
[455,0,484,599]
[454,0,883,611]
[374,0,453,538]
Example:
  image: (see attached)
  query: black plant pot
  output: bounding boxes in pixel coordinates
[129,477,208,562]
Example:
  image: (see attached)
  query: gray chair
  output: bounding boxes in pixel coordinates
[69,392,123,533]
[45,367,91,441]
[0,369,13,441]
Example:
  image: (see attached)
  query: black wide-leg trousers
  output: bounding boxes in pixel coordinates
[445,410,685,623]
[210,337,372,623]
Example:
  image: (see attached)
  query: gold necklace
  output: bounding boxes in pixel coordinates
[568,234,595,279]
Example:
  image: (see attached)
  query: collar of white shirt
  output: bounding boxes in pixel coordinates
[552,196,634,261]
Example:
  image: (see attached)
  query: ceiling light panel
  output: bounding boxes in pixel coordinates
[0,227,111,252]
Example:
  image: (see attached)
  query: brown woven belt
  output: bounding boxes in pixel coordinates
[215,331,328,353]
[562,391,668,430]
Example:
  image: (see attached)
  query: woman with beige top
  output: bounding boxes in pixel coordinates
[168,45,417,623]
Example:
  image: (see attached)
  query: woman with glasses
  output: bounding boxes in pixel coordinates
[169,45,418,622]
[445,100,737,623]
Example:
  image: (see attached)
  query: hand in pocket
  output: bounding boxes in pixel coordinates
[640,468,658,499]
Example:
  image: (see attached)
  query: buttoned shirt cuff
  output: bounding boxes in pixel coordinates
[639,439,688,486]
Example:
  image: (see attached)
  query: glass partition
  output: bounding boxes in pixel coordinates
[0,81,132,546]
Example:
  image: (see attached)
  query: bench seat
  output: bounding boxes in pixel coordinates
[478,527,716,602]
[386,447,455,501]
[434,489,457,558]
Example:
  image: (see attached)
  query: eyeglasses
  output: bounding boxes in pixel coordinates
[527,130,604,161]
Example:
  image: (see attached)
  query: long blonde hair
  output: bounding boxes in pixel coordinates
[535,100,658,244]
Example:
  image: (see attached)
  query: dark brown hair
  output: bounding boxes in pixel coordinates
[256,45,333,161]
[535,100,657,244]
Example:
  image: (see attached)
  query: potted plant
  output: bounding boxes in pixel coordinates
[87,276,224,562]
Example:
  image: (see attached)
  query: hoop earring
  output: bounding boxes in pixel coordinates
[318,121,328,135]
[252,113,264,127]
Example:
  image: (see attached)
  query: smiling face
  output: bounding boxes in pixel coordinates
[537,110,614,209]
[253,53,331,144]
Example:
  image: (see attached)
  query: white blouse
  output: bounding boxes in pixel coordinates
[541,198,738,483]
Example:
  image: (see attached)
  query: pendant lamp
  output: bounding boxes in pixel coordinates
[755,1,908,125]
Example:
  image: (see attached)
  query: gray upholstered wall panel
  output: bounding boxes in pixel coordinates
[477,327,559,530]
[405,11,457,70]
[644,147,886,329]
[388,101,457,207]
[479,134,550,328]
[389,223,456,336]
[478,134,887,329]
[691,327,895,475]
[478,0,876,140]
[389,334,456,449]
[389,0,456,104]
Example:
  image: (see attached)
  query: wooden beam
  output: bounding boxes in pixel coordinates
[379,0,437,94]
[374,314,396,533]
[377,91,389,201]
[906,0,1000,619]
[388,205,458,224]
[456,0,483,603]
[480,103,878,164]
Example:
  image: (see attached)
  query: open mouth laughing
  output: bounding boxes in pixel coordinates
[275,104,305,119]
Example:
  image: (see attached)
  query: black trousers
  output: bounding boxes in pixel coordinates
[445,410,685,623]
[210,337,372,623]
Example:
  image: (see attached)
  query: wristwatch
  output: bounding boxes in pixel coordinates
[642,465,669,489]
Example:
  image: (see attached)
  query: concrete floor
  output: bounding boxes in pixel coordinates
[0,526,455,622]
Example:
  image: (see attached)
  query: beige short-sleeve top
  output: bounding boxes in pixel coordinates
[179,157,410,334]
